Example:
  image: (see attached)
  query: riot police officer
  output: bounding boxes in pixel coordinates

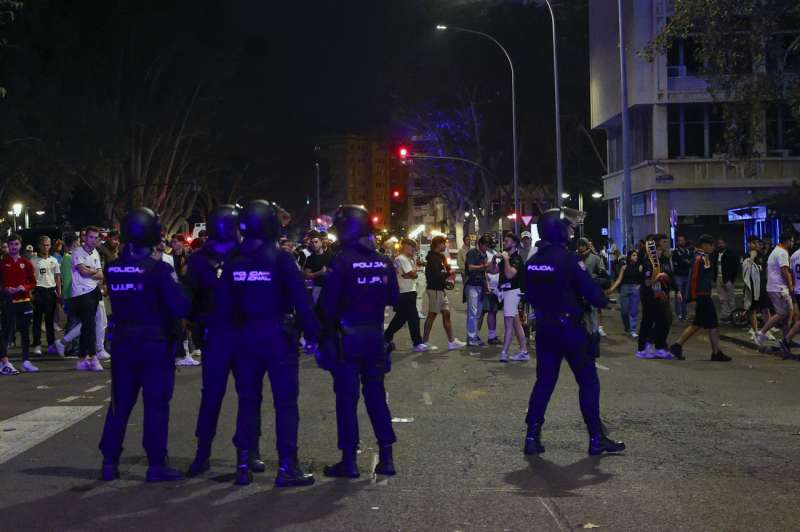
[227,199,320,486]
[318,205,399,478]
[523,208,625,456]
[185,205,270,477]
[99,207,191,482]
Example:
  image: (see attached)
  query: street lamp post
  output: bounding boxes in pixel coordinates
[436,24,519,232]
[543,0,564,208]
[11,202,22,231]
[617,0,634,251]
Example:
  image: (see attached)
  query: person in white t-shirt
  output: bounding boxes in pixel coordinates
[756,231,796,355]
[31,236,62,355]
[70,226,105,371]
[383,239,427,352]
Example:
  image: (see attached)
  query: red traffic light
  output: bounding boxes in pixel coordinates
[372,215,380,224]
[392,190,401,198]
[397,146,409,160]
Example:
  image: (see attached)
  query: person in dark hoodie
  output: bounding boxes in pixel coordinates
[421,236,465,351]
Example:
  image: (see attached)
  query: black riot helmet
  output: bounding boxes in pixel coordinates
[239,199,281,243]
[207,204,239,243]
[121,207,162,247]
[333,204,373,246]
[537,208,585,246]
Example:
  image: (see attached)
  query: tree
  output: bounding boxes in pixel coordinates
[0,0,22,99]
[642,0,800,158]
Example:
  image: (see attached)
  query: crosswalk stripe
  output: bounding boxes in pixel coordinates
[0,406,103,465]
[84,385,106,393]
[57,396,80,403]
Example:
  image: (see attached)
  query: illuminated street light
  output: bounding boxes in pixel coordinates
[561,192,570,199]
[12,203,22,216]
[35,210,45,216]
[435,25,448,30]
[591,192,603,199]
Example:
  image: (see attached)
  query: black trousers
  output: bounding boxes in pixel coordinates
[71,290,99,358]
[383,291,422,346]
[33,287,57,347]
[99,338,176,464]
[232,323,297,456]
[3,302,32,360]
[526,325,602,435]
[638,299,672,350]
[194,325,262,450]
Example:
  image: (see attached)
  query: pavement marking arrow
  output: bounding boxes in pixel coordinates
[0,405,103,466]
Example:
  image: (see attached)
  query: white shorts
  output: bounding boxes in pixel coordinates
[502,288,522,318]
[768,291,793,318]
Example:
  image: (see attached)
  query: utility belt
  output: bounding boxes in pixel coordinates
[110,322,175,342]
[535,311,584,328]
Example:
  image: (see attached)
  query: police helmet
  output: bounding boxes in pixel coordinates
[333,204,373,246]
[239,199,281,243]
[207,204,239,243]
[537,208,584,245]
[121,207,162,247]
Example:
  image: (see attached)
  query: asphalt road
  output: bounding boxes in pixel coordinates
[1,293,799,531]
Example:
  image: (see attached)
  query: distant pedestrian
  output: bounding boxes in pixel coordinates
[422,236,465,351]
[1,234,36,373]
[384,239,427,352]
[70,226,104,371]
[712,237,740,322]
[755,231,796,355]
[31,236,61,356]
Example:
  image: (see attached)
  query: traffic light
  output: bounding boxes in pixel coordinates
[372,215,380,224]
[397,146,409,160]
[392,189,401,200]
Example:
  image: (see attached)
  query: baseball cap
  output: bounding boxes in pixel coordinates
[521,231,532,239]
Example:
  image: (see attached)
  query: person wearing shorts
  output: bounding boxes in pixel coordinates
[493,232,528,362]
[669,234,730,361]
[422,236,465,351]
[756,231,796,355]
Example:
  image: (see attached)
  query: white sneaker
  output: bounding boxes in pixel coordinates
[510,352,530,362]
[176,355,201,367]
[192,349,202,357]
[754,332,767,348]
[426,344,439,351]
[635,349,655,359]
[654,349,673,359]
[96,350,111,361]
[54,340,65,357]
[1,362,20,376]
[412,344,429,352]
[597,326,607,337]
[33,345,42,355]
[447,339,466,350]
[630,332,639,338]
[22,360,39,372]
[75,359,93,371]
[765,331,777,342]
[89,357,104,372]
[499,351,509,362]
[748,329,757,342]
[646,343,656,356]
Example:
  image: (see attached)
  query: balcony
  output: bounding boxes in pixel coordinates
[603,157,800,198]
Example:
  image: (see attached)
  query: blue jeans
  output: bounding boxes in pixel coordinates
[619,283,640,334]
[465,285,484,339]
[674,275,689,319]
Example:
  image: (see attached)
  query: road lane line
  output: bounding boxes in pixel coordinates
[0,406,103,465]
[537,497,568,531]
[84,385,105,393]
[422,392,432,405]
[57,396,80,403]
[595,361,610,371]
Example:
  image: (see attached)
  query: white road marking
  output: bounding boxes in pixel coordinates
[104,397,111,402]
[0,406,103,465]
[595,361,610,371]
[422,392,432,405]
[537,497,568,531]
[84,385,105,393]
[411,361,420,369]
[385,391,389,405]
[57,396,80,403]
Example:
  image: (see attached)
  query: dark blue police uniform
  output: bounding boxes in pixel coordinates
[522,208,625,456]
[319,241,399,477]
[99,243,190,479]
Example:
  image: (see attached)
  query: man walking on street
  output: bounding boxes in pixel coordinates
[384,239,427,352]
[755,231,796,355]
[671,235,694,321]
[31,236,61,356]
[712,237,739,322]
[422,236,465,351]
[495,232,528,362]
[1,234,36,373]
[464,235,492,347]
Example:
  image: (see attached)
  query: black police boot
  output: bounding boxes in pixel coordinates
[524,424,545,455]
[234,449,253,486]
[374,445,396,476]
[275,452,315,487]
[249,446,267,474]
[588,433,626,456]
[146,459,185,482]
[186,440,212,477]
[100,455,120,481]
[323,448,360,478]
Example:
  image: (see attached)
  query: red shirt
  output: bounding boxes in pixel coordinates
[1,255,36,303]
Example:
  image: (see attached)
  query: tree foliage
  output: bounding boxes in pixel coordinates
[0,0,22,99]
[641,0,800,158]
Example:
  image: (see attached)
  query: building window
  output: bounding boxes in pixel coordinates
[668,103,727,158]
[767,104,799,156]
[667,38,702,77]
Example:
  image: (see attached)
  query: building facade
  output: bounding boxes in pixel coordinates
[590,0,799,250]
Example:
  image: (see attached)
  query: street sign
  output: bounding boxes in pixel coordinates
[521,215,533,226]
[601,227,608,236]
